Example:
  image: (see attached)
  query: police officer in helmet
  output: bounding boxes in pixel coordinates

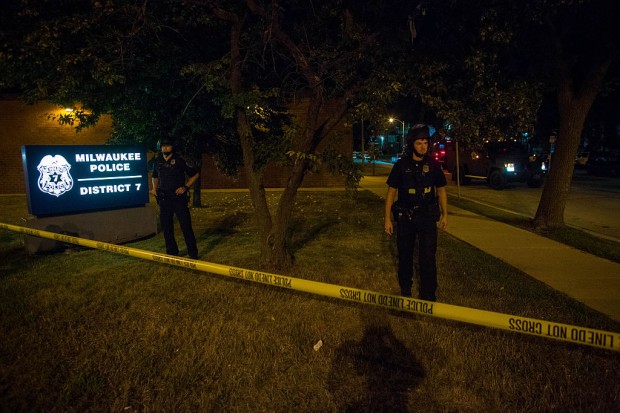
[384,124,448,301]
[151,135,200,259]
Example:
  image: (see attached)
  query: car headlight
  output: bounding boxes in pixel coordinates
[504,163,515,172]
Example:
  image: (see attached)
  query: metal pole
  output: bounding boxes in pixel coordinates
[455,139,461,199]
[361,117,365,167]
[371,139,376,176]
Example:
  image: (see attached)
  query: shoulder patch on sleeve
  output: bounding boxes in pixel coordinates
[179,154,196,168]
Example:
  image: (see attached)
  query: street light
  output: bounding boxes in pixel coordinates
[389,117,405,151]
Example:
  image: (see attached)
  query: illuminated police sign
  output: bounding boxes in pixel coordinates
[22,145,149,217]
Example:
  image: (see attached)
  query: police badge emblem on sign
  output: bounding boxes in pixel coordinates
[37,154,74,197]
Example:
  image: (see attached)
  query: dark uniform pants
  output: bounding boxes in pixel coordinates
[159,195,198,259]
[396,212,438,301]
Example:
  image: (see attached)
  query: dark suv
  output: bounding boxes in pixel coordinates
[586,152,620,177]
[445,141,547,190]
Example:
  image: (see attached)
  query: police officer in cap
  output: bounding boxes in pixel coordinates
[151,136,200,259]
[384,124,448,301]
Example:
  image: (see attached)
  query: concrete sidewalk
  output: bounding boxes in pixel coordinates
[446,205,620,322]
[359,175,620,322]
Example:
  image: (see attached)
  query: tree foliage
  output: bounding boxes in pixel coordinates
[390,1,543,141]
[0,0,231,191]
[471,0,620,228]
[404,0,618,228]
[4,0,614,261]
[192,0,428,267]
[1,0,423,267]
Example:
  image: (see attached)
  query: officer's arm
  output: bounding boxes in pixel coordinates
[184,172,200,190]
[179,157,200,194]
[151,177,159,196]
[385,186,398,235]
[176,159,200,194]
[437,186,448,229]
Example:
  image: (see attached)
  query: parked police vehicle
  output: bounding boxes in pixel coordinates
[445,141,547,190]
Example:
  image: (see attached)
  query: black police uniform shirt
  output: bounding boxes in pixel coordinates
[387,155,447,209]
[152,153,197,197]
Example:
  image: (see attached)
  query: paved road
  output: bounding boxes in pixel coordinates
[445,169,620,242]
[360,163,620,242]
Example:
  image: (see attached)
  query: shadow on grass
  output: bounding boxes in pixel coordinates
[328,318,424,412]
[0,244,47,278]
[287,218,339,254]
[195,211,251,252]
[0,248,26,277]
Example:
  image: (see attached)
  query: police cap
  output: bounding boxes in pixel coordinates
[407,124,431,142]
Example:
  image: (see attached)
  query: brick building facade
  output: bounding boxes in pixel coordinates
[0,97,112,194]
[1,97,351,194]
[202,98,352,189]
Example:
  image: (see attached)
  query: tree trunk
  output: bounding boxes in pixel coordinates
[192,171,202,207]
[211,1,360,269]
[190,157,202,207]
[219,9,278,266]
[262,80,332,268]
[267,159,310,268]
[237,110,274,262]
[532,105,584,228]
[533,59,610,228]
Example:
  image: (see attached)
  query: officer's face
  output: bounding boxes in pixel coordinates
[161,144,173,155]
[413,139,428,155]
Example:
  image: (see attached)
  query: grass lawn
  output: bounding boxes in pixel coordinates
[0,191,619,412]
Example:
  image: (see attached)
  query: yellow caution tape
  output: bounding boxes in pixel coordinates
[2,222,619,352]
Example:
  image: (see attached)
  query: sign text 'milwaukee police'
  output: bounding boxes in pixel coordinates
[75,152,142,162]
[75,152,143,173]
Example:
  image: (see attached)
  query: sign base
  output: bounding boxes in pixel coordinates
[23,205,157,254]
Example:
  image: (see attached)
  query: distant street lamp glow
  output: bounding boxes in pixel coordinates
[389,117,405,150]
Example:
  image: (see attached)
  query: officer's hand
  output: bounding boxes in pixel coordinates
[438,213,448,230]
[385,219,393,236]
[175,186,187,196]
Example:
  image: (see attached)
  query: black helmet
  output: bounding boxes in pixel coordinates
[405,124,431,155]
[407,124,431,142]
[157,132,176,152]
